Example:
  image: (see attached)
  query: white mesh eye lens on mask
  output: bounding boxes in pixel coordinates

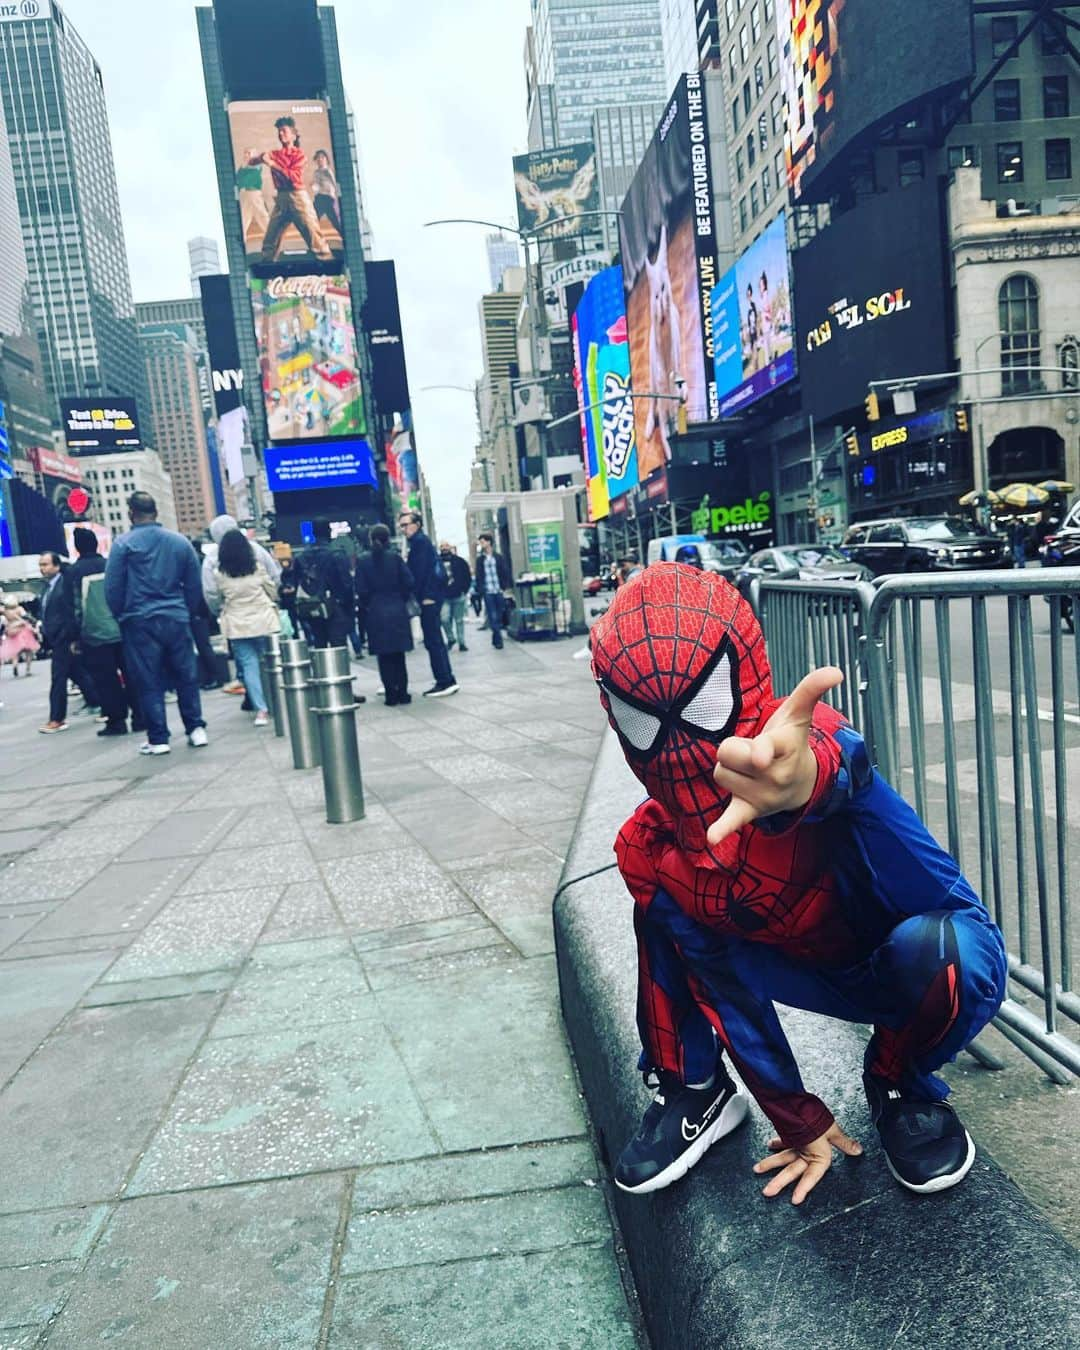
[680,650,735,734]
[606,688,663,752]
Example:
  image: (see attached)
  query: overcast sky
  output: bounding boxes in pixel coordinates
[60,0,532,549]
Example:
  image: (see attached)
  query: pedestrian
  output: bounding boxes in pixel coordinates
[294,523,354,649]
[278,553,302,640]
[0,594,39,678]
[439,542,471,652]
[37,550,78,733]
[397,510,458,697]
[1007,516,1028,569]
[66,527,138,737]
[104,491,208,756]
[202,515,280,698]
[346,551,365,661]
[473,531,512,650]
[211,529,281,728]
[355,523,414,706]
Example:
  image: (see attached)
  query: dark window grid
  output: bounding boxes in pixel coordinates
[1045,138,1071,180]
[997,142,1024,183]
[993,79,1021,121]
[1043,76,1069,118]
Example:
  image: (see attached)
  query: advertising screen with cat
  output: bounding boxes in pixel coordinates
[512,143,599,239]
[619,73,718,484]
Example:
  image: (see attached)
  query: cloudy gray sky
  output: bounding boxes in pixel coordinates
[60,0,532,548]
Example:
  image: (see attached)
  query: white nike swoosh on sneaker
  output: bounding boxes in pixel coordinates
[681,1089,726,1142]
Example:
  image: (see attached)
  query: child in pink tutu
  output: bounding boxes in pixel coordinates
[0,595,40,676]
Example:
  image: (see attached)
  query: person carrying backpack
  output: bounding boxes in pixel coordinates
[67,527,139,736]
[296,524,354,648]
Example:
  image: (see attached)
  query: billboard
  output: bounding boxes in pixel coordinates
[780,0,974,201]
[26,445,81,482]
[711,212,796,416]
[199,274,244,418]
[385,419,419,517]
[362,260,411,417]
[251,273,365,441]
[793,183,949,421]
[572,265,639,522]
[619,74,718,482]
[61,399,141,453]
[264,439,377,494]
[513,142,599,239]
[227,99,344,268]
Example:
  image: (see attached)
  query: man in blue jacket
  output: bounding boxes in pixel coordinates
[398,510,458,697]
[105,492,208,755]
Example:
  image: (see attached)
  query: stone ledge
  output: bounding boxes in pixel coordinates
[554,731,1080,1349]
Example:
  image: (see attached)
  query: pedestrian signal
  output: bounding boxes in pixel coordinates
[864,391,880,422]
[954,406,970,434]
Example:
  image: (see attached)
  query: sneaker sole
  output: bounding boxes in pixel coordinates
[884,1130,976,1194]
[426,686,459,698]
[614,1091,749,1195]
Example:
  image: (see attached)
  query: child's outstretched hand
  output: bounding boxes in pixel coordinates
[754,1121,863,1205]
[707,665,844,846]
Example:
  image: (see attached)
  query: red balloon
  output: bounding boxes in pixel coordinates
[67,487,90,515]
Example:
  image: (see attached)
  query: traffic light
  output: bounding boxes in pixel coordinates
[864,390,880,422]
[844,431,860,456]
[677,403,688,435]
[955,405,970,434]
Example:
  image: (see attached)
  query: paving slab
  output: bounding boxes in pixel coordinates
[31,821,154,861]
[297,803,412,858]
[0,827,52,855]
[0,994,220,1211]
[0,1261,79,1333]
[179,842,317,895]
[260,880,345,941]
[349,913,492,954]
[129,1018,439,1194]
[117,808,241,862]
[211,944,376,1038]
[330,1245,638,1350]
[26,856,200,943]
[0,1205,110,1265]
[43,1175,343,1349]
[322,846,477,932]
[0,855,107,905]
[375,956,586,1151]
[0,951,119,1084]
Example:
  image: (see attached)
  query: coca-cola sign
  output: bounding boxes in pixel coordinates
[263,273,348,302]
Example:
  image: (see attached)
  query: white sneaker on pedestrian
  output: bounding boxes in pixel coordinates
[139,741,171,756]
[188,726,209,748]
[253,711,270,727]
[164,692,178,704]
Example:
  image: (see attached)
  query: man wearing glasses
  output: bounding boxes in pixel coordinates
[397,511,459,698]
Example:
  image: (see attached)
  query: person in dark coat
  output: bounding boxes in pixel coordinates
[355,524,415,705]
[397,509,458,697]
[37,549,97,732]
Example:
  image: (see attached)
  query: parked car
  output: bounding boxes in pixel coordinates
[736,545,873,594]
[1038,524,1080,631]
[841,517,1010,576]
[646,533,751,579]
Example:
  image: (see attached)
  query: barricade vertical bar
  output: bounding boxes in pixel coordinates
[1048,604,1071,994]
[281,637,320,770]
[1007,597,1031,965]
[1018,599,1056,1033]
[933,596,960,864]
[901,597,926,822]
[971,596,1004,930]
[266,633,286,739]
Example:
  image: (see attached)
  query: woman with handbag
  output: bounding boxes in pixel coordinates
[354,524,415,706]
[214,529,281,728]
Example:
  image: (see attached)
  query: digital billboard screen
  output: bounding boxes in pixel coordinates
[780,0,974,201]
[251,273,365,441]
[792,183,949,421]
[227,99,344,268]
[362,260,411,417]
[572,265,638,522]
[61,398,141,453]
[620,73,718,482]
[711,211,796,416]
[264,439,377,494]
[513,142,599,239]
[198,274,244,418]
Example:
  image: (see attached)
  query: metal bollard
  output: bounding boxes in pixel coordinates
[265,633,287,738]
[280,637,321,770]
[309,645,365,823]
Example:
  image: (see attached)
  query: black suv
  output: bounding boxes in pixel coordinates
[841,517,1010,577]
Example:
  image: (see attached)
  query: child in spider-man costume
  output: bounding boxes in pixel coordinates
[590,564,1006,1202]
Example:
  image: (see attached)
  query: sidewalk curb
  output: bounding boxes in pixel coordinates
[554,731,1079,1349]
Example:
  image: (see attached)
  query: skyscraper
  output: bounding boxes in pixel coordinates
[529,0,669,145]
[0,1,145,418]
[188,236,222,298]
[486,233,521,292]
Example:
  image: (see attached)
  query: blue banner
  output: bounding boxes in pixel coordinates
[264,439,377,494]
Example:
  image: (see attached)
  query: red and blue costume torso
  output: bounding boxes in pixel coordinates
[591,565,1007,1148]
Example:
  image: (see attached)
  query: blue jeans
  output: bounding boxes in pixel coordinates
[483,592,504,648]
[231,636,269,712]
[121,616,204,746]
[420,601,455,686]
[442,596,467,647]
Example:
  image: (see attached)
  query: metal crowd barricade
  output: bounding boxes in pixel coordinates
[757,567,1080,1081]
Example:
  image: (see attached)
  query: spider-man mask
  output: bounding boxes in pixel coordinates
[590,563,773,862]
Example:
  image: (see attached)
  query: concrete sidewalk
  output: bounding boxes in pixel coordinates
[0,630,641,1348]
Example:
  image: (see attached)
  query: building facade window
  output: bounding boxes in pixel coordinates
[746,130,756,167]
[759,112,768,151]
[899,150,924,186]
[1059,337,1079,391]
[991,16,1018,58]
[755,57,764,95]
[739,196,749,231]
[729,46,737,80]
[999,274,1040,395]
[736,146,745,182]
[1041,19,1066,55]
[947,144,979,169]
[739,25,749,62]
[725,0,737,34]
[750,182,760,217]
[997,141,1024,183]
[751,3,761,43]
[743,77,751,114]
[766,35,778,78]
[771,91,783,135]
[1046,137,1072,180]
[761,162,772,199]
[993,78,1021,121]
[1043,76,1069,117]
[732,96,740,132]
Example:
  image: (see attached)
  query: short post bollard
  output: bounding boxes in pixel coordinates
[266,633,287,738]
[281,637,321,770]
[309,646,365,823]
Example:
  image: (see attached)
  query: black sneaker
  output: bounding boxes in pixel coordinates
[863,1073,975,1194]
[614,1065,748,1195]
[97,723,129,737]
[423,682,459,698]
